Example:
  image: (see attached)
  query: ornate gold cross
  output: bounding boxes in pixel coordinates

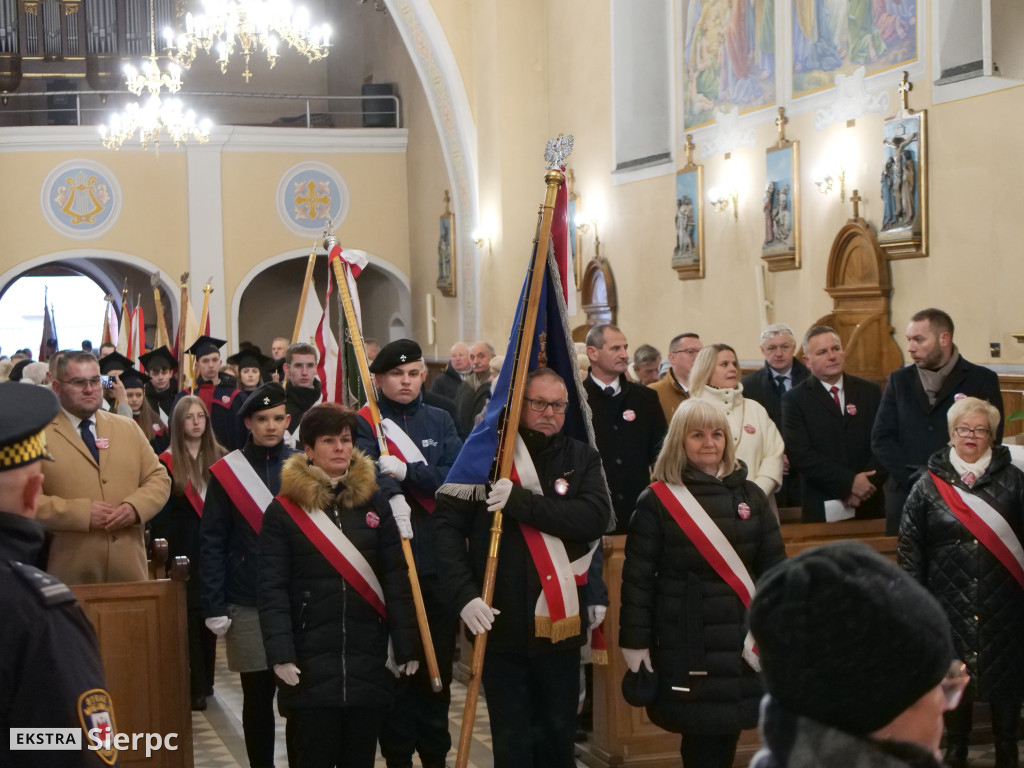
[898,71,913,111]
[775,107,788,143]
[850,189,862,219]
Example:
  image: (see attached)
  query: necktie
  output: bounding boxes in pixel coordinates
[604,386,615,396]
[79,419,99,462]
[830,386,841,411]
[774,374,787,396]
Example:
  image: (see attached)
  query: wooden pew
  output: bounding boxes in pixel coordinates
[70,546,193,768]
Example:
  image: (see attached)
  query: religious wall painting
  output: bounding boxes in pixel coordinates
[276,162,349,238]
[878,108,926,259]
[682,0,777,131]
[567,169,583,286]
[792,0,918,99]
[42,160,122,239]
[673,135,705,280]
[437,190,456,297]
[762,138,800,271]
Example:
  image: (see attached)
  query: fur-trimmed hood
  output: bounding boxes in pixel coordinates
[279,449,378,511]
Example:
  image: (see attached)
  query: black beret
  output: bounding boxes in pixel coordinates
[8,358,32,382]
[139,345,177,371]
[186,335,226,359]
[621,664,658,708]
[749,541,954,735]
[369,339,423,374]
[0,382,59,469]
[238,382,287,419]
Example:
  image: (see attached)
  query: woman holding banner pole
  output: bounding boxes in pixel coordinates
[619,398,785,768]
[899,396,1024,768]
[258,403,420,767]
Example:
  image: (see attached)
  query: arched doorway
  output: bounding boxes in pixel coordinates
[235,252,411,354]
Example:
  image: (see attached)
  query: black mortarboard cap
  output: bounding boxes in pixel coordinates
[186,335,226,359]
[119,368,151,389]
[139,345,177,371]
[98,352,134,375]
[228,348,273,372]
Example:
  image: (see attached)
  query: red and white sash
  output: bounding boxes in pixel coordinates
[930,472,1024,592]
[209,451,274,534]
[511,436,599,643]
[159,450,207,517]
[650,480,760,671]
[357,406,435,513]
[276,496,386,617]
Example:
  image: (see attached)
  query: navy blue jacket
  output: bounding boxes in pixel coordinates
[741,358,810,432]
[355,392,462,575]
[200,437,300,616]
[872,354,1003,525]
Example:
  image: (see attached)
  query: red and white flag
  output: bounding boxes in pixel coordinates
[551,166,577,316]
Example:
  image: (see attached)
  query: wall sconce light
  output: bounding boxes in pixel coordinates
[575,213,601,257]
[709,188,739,221]
[471,227,492,255]
[814,168,846,203]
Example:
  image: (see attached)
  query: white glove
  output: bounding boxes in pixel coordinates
[378,454,408,481]
[486,478,514,513]
[274,663,301,686]
[621,647,653,674]
[389,496,413,539]
[588,604,607,630]
[398,660,420,676]
[461,597,500,635]
[205,616,231,636]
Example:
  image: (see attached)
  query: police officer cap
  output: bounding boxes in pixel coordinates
[186,335,227,359]
[119,368,151,389]
[369,339,423,374]
[139,345,177,371]
[239,382,287,420]
[227,348,273,372]
[98,351,134,375]
[0,382,59,470]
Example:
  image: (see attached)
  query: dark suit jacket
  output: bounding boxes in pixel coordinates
[741,358,810,431]
[871,354,1003,523]
[782,374,886,523]
[584,374,668,533]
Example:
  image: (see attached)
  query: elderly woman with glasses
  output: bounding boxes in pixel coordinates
[898,396,1024,768]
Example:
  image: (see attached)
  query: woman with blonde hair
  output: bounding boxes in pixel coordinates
[690,344,784,501]
[899,396,1024,768]
[151,395,227,710]
[620,398,785,768]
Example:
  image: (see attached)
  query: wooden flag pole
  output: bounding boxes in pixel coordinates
[191,280,213,385]
[325,235,443,694]
[291,243,319,344]
[454,162,566,768]
[151,272,171,350]
[177,273,189,386]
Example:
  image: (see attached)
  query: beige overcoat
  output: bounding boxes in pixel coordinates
[37,409,170,584]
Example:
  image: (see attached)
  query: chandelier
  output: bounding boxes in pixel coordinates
[164,1,331,83]
[99,95,212,150]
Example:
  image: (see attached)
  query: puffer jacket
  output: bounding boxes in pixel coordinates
[750,696,944,768]
[898,444,1024,699]
[619,462,786,735]
[258,451,419,714]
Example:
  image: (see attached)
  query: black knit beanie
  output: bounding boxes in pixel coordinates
[748,541,954,735]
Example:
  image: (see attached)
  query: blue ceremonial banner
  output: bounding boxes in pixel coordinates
[444,252,592,488]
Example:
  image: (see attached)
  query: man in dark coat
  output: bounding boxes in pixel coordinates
[140,345,178,426]
[174,336,245,450]
[201,383,300,768]
[872,308,1004,534]
[782,326,886,523]
[429,341,471,401]
[435,368,611,768]
[282,342,322,444]
[355,339,463,768]
[584,324,667,533]
[0,383,120,768]
[742,323,809,509]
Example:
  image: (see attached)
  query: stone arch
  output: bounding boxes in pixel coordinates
[232,250,411,354]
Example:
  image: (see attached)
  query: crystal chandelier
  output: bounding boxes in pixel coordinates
[99,95,212,150]
[164,1,331,83]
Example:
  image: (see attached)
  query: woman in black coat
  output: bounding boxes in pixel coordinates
[258,403,419,768]
[899,396,1024,768]
[620,398,786,768]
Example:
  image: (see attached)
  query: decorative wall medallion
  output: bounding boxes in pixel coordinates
[42,161,121,239]
[276,162,349,237]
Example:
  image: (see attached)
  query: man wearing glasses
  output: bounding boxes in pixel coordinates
[872,308,1004,534]
[36,351,170,584]
[649,332,703,423]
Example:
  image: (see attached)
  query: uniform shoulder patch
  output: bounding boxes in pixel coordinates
[78,688,118,766]
[8,561,77,606]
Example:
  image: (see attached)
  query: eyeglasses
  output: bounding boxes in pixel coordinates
[670,348,701,356]
[941,661,970,709]
[954,426,991,438]
[523,397,568,414]
[62,377,102,389]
